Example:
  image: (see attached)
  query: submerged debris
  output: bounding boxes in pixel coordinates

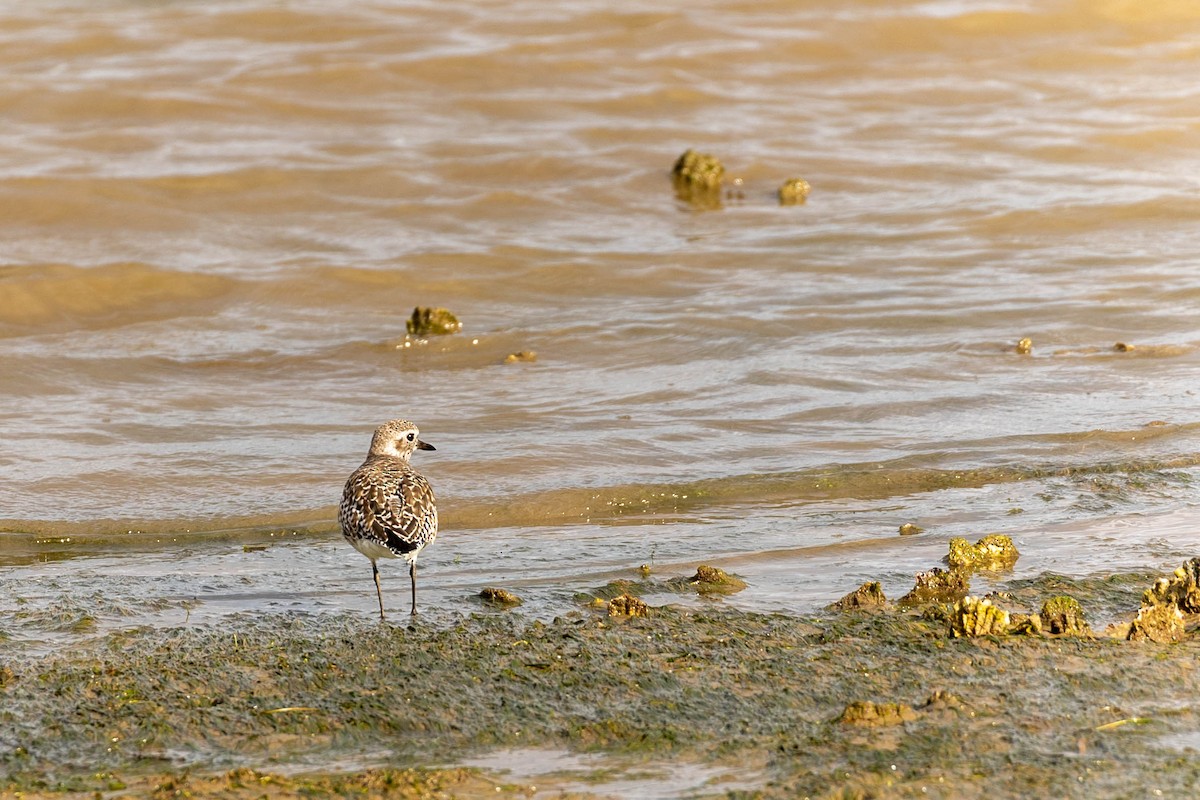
[503,350,537,364]
[898,522,923,536]
[950,596,1011,638]
[478,588,523,607]
[1015,337,1033,355]
[829,581,889,612]
[406,307,462,337]
[898,567,969,607]
[837,700,917,727]
[608,593,648,617]
[946,534,1019,572]
[778,177,811,206]
[1113,342,1135,352]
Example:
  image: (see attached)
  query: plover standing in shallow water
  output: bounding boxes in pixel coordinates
[339,419,438,619]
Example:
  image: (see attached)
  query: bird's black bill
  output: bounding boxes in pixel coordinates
[417,440,436,451]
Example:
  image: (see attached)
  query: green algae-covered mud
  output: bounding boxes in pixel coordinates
[4,568,1200,799]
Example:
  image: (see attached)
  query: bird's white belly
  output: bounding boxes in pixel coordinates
[349,537,419,563]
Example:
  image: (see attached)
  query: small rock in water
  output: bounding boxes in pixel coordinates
[671,149,725,207]
[678,564,747,594]
[778,177,811,205]
[1015,337,1033,355]
[503,350,537,364]
[406,307,462,337]
[898,522,923,536]
[478,587,522,607]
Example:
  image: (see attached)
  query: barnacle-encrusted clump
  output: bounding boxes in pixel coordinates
[1040,595,1090,636]
[671,149,724,206]
[950,596,1011,638]
[922,690,962,710]
[406,307,462,337]
[1127,603,1184,643]
[478,587,522,607]
[608,593,648,617]
[1141,558,1200,613]
[1008,613,1043,636]
[898,523,923,536]
[778,177,811,206]
[669,564,747,595]
[1015,337,1033,355]
[1123,558,1200,642]
[503,351,537,364]
[828,581,889,612]
[672,149,724,190]
[898,567,970,607]
[837,700,917,727]
[946,534,1019,572]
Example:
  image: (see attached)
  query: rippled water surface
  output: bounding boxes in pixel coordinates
[3,0,1200,645]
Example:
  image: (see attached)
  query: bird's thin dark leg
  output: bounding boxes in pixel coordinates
[372,560,386,621]
[410,561,418,616]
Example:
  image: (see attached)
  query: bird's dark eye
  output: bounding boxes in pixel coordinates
[406,432,415,441]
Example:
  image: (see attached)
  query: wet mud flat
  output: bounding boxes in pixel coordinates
[3,568,1200,799]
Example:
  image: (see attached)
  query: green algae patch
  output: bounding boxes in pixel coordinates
[405,306,462,337]
[14,566,1200,796]
[575,578,648,604]
[0,766,529,800]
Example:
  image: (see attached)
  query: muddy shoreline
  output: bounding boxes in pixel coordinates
[3,561,1200,799]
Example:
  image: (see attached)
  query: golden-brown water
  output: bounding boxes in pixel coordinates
[4,0,1200,642]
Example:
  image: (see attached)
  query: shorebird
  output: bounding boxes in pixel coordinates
[339,419,438,619]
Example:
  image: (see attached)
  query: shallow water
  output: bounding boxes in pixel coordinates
[3,0,1200,649]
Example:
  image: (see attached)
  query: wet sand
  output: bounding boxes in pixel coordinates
[3,562,1200,799]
